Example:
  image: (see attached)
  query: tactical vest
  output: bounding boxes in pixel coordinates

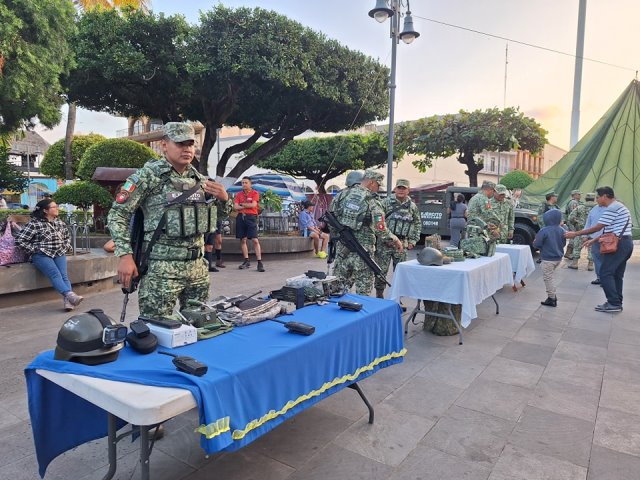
[387,202,413,238]
[144,164,216,240]
[334,186,370,230]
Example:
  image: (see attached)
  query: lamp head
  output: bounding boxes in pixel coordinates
[399,11,420,44]
[368,0,394,23]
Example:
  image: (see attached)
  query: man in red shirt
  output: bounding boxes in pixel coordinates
[233,176,265,272]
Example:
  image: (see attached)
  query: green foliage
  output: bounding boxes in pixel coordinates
[258,190,283,213]
[0,136,28,192]
[396,107,548,187]
[66,6,390,177]
[53,181,113,210]
[500,170,534,190]
[66,8,192,121]
[0,0,75,134]
[40,134,106,180]
[257,133,391,193]
[76,138,157,180]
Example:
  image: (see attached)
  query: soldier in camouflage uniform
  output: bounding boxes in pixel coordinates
[567,192,594,270]
[107,122,229,317]
[467,181,501,239]
[490,184,515,243]
[374,179,421,298]
[330,170,402,295]
[537,192,559,227]
[563,189,583,259]
[330,170,363,215]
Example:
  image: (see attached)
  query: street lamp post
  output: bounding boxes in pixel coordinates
[368,0,419,193]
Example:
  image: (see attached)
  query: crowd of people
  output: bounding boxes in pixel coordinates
[4,121,634,319]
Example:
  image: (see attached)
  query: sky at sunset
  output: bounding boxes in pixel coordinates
[37,0,640,151]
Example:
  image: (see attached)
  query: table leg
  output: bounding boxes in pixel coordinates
[491,295,499,315]
[101,413,118,480]
[404,299,421,334]
[139,426,151,480]
[348,383,374,424]
[446,303,464,345]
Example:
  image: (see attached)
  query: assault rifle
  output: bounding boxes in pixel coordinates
[321,210,390,287]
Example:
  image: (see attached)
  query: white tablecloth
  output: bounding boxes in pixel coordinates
[388,252,513,328]
[495,244,536,284]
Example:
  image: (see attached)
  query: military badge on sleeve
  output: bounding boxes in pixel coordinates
[115,190,130,204]
[374,213,386,231]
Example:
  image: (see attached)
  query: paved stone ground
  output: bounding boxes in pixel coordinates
[2,248,640,480]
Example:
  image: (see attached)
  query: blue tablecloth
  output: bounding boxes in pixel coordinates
[25,294,405,478]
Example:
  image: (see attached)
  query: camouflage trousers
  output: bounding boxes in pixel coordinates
[571,236,584,260]
[139,258,210,317]
[374,245,407,292]
[333,246,376,296]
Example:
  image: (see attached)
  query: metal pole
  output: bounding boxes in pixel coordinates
[385,1,399,194]
[570,0,587,148]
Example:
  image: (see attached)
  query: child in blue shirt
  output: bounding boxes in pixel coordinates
[532,209,566,307]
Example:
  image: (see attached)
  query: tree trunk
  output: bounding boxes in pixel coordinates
[458,151,483,187]
[64,102,77,180]
[198,126,216,176]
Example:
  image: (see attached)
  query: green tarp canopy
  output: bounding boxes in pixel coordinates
[520,79,640,238]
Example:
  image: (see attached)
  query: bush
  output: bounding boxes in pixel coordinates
[53,181,114,210]
[40,134,106,180]
[76,138,158,180]
[500,170,534,190]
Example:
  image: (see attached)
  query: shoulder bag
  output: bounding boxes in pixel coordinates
[598,214,630,254]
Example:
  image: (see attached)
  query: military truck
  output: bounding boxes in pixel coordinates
[410,186,540,247]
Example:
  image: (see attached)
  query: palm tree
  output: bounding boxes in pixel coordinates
[63,0,151,180]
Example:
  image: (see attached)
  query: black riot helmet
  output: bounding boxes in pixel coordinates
[54,309,126,365]
[417,247,444,266]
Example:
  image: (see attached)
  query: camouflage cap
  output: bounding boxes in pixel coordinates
[163,122,195,143]
[494,184,508,194]
[363,169,384,186]
[545,191,558,200]
[395,179,410,188]
[480,180,496,191]
[571,189,582,195]
[585,192,596,204]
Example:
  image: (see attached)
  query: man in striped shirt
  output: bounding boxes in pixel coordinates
[565,186,633,312]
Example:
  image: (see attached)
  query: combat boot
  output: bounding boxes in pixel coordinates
[587,260,594,271]
[568,259,579,269]
[375,289,384,299]
[541,297,557,307]
[564,244,574,259]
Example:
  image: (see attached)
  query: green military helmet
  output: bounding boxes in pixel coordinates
[54,309,126,365]
[345,170,364,187]
[417,247,444,266]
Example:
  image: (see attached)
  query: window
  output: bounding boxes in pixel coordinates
[490,157,496,172]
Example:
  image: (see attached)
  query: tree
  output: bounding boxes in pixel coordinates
[64,0,152,180]
[53,180,113,211]
[396,107,548,187]
[76,138,157,180]
[500,169,534,190]
[192,7,390,178]
[0,136,28,193]
[0,0,75,134]
[66,6,390,177]
[257,133,391,193]
[40,134,106,180]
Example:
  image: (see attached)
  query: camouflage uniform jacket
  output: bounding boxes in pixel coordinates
[489,197,515,234]
[467,193,501,226]
[107,157,219,259]
[565,199,583,216]
[380,196,421,246]
[537,202,560,227]
[567,203,591,231]
[329,184,398,248]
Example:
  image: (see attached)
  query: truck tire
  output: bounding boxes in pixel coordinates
[512,224,537,248]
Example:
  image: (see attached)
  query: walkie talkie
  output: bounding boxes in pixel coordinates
[158,351,208,376]
[268,317,315,336]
